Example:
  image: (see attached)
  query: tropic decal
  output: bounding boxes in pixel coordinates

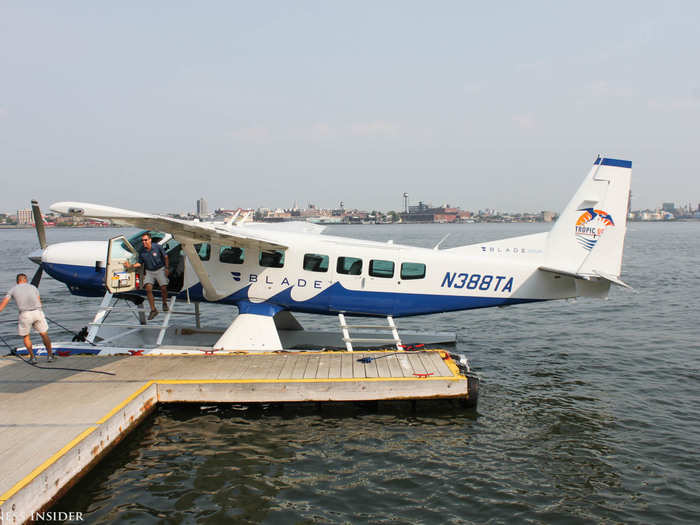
[575,208,614,251]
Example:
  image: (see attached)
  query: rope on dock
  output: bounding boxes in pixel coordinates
[1,314,97,346]
[1,330,116,376]
[0,332,16,355]
[11,351,117,375]
[357,350,424,363]
[43,314,97,346]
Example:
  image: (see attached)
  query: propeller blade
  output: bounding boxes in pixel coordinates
[30,266,43,287]
[31,199,47,249]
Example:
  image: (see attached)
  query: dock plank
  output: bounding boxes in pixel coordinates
[352,353,366,378]
[364,356,379,378]
[340,353,354,379]
[416,352,439,377]
[247,356,277,379]
[315,354,331,379]
[386,354,405,377]
[289,355,309,379]
[328,353,342,379]
[396,353,414,376]
[426,351,454,377]
[264,355,287,380]
[407,353,429,376]
[303,355,320,379]
[374,353,391,378]
[144,356,193,379]
[276,354,297,379]
[228,356,255,379]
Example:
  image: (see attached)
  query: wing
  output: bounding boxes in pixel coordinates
[49,202,288,252]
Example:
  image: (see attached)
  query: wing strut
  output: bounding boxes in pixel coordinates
[179,241,229,301]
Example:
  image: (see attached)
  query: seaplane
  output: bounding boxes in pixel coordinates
[24,156,631,355]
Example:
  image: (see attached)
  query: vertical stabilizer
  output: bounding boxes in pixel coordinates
[544,157,632,278]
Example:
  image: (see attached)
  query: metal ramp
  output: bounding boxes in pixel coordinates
[86,293,200,347]
[338,313,402,352]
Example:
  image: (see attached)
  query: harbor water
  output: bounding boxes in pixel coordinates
[1,223,699,524]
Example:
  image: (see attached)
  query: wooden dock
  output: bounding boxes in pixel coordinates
[0,350,476,523]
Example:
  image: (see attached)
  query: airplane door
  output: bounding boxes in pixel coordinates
[329,256,363,313]
[105,236,139,293]
[363,258,400,315]
[329,256,399,315]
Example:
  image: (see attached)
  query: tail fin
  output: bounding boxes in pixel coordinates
[542,156,632,284]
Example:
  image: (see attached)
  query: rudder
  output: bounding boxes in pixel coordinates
[544,156,632,280]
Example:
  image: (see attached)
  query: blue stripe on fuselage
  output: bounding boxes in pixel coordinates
[44,262,106,297]
[45,263,542,317]
[241,282,541,318]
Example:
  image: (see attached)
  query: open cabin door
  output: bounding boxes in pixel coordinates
[105,235,139,293]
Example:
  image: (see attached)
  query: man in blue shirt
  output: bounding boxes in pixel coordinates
[125,233,169,320]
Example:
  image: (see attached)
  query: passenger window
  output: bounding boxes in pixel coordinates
[303,253,329,272]
[337,257,363,275]
[401,262,426,280]
[220,246,244,264]
[194,243,210,261]
[260,250,285,268]
[369,259,395,278]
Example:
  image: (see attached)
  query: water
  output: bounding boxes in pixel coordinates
[2,223,699,524]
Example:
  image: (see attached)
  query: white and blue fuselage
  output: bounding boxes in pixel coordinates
[38,228,559,318]
[40,157,632,330]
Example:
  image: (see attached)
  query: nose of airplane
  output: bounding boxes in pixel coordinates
[28,248,44,265]
[38,240,109,295]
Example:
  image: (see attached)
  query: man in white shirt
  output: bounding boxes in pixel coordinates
[0,273,55,364]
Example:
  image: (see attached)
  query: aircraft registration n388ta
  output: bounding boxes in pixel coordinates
[39,156,631,352]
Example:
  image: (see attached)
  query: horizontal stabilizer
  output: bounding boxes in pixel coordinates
[591,270,632,289]
[539,266,632,289]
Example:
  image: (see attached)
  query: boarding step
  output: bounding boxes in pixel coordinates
[338,313,402,352]
[95,306,197,315]
[86,294,200,347]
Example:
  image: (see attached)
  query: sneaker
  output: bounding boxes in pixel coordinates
[47,355,55,363]
[148,310,159,320]
[29,356,37,364]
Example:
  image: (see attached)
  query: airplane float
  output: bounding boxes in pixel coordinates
[25,156,631,354]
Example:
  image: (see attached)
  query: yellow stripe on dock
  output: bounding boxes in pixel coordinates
[0,426,97,504]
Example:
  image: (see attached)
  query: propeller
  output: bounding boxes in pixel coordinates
[30,199,46,287]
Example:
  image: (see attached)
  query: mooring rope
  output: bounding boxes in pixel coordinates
[356,351,425,363]
[0,330,115,376]
[43,314,98,346]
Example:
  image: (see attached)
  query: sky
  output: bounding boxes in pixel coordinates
[1,1,699,214]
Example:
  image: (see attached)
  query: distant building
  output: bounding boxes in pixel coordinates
[662,202,675,212]
[196,197,208,218]
[17,209,33,225]
[401,201,466,223]
[641,210,663,221]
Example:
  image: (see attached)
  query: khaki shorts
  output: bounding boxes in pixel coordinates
[144,267,169,287]
[18,310,49,336]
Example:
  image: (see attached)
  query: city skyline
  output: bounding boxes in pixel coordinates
[3,195,697,223]
[2,2,699,212]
